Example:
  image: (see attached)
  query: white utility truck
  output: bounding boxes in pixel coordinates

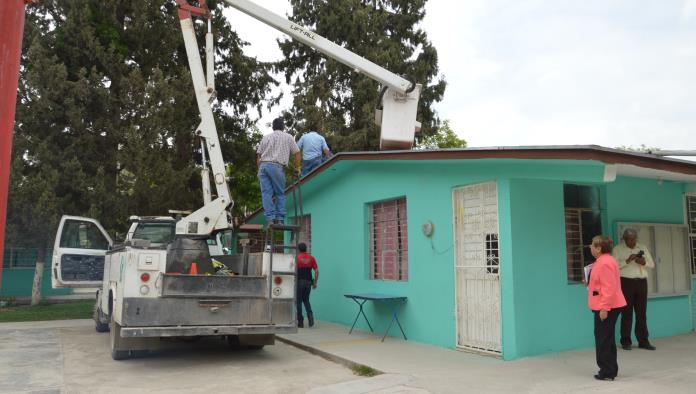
[52,0,422,360]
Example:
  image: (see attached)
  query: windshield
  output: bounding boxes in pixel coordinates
[132,222,175,244]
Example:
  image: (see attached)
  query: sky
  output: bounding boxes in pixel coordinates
[223,0,696,153]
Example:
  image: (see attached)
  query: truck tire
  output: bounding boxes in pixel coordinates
[110,316,130,360]
[93,302,109,333]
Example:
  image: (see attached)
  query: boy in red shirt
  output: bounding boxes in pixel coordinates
[296,243,319,327]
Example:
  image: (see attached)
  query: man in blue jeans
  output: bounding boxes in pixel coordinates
[256,117,300,224]
[297,130,331,177]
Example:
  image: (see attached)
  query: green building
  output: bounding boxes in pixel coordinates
[250,145,696,360]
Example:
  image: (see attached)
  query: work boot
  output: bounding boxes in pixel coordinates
[308,313,314,327]
[297,319,304,328]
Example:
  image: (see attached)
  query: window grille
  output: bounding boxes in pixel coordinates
[485,233,499,274]
[564,184,603,282]
[686,195,696,275]
[369,198,408,281]
[292,214,311,251]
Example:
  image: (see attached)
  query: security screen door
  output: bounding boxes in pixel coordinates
[453,182,501,354]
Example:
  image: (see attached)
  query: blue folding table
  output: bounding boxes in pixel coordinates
[344,293,407,342]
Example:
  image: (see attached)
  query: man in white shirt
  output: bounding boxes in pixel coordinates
[612,228,656,351]
[256,117,301,224]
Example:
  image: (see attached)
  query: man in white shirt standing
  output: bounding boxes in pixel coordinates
[256,117,301,225]
[297,129,331,177]
[612,228,656,351]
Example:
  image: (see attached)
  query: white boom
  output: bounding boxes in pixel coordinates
[176,3,233,236]
[225,0,422,150]
[173,0,425,237]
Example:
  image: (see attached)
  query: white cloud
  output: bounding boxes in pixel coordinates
[220,1,696,153]
[425,0,696,152]
[683,0,696,20]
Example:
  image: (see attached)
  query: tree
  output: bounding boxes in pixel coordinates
[7,0,276,254]
[277,0,446,152]
[415,120,466,150]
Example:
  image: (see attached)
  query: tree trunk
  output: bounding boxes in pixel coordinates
[30,248,45,306]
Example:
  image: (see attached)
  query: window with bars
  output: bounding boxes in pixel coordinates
[564,184,603,282]
[369,197,408,281]
[485,234,499,274]
[686,195,696,275]
[292,214,311,251]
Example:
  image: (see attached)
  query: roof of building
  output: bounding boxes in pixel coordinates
[244,145,696,223]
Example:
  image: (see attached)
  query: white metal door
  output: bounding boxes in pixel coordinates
[453,182,501,353]
[51,215,112,289]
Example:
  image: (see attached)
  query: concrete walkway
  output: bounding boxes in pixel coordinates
[278,321,696,393]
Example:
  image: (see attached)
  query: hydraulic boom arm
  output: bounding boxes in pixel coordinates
[175,0,232,236]
[225,0,422,149]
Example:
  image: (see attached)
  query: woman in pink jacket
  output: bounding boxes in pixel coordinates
[588,235,627,381]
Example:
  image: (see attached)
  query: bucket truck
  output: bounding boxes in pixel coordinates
[51,0,422,360]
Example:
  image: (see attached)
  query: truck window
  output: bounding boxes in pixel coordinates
[59,220,109,250]
[133,222,175,244]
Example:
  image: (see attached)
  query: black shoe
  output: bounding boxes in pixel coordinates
[297,320,304,328]
[308,314,314,327]
[621,344,632,350]
[638,343,656,350]
[594,374,615,381]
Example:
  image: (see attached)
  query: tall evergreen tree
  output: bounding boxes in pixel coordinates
[277,0,446,151]
[7,0,276,248]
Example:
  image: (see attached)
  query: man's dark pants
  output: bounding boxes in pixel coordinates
[594,309,621,378]
[620,277,649,346]
[296,279,313,322]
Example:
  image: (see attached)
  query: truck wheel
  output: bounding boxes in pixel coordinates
[110,317,130,360]
[93,302,109,333]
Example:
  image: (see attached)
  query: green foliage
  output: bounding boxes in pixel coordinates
[8,0,275,245]
[0,300,93,322]
[277,0,446,152]
[351,364,379,377]
[415,120,466,150]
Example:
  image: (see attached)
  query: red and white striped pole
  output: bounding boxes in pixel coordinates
[0,0,31,291]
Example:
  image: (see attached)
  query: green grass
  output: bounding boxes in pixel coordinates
[351,364,379,377]
[0,300,93,323]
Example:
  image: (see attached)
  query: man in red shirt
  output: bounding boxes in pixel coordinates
[296,242,319,328]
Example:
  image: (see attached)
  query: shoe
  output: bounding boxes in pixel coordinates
[297,320,304,328]
[308,314,314,327]
[621,344,632,350]
[638,343,656,350]
[594,375,615,381]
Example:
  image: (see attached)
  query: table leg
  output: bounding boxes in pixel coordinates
[381,300,407,342]
[348,299,373,334]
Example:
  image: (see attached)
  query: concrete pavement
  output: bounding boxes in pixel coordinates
[278,320,696,393]
[2,317,693,393]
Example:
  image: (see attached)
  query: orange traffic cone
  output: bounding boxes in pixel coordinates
[189,261,198,275]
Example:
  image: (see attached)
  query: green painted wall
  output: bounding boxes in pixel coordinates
[292,159,606,353]
[268,158,694,359]
[605,177,692,337]
[692,278,696,330]
[499,176,693,359]
[1,268,72,297]
[503,179,590,359]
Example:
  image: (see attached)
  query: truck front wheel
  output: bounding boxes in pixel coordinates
[93,300,109,333]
